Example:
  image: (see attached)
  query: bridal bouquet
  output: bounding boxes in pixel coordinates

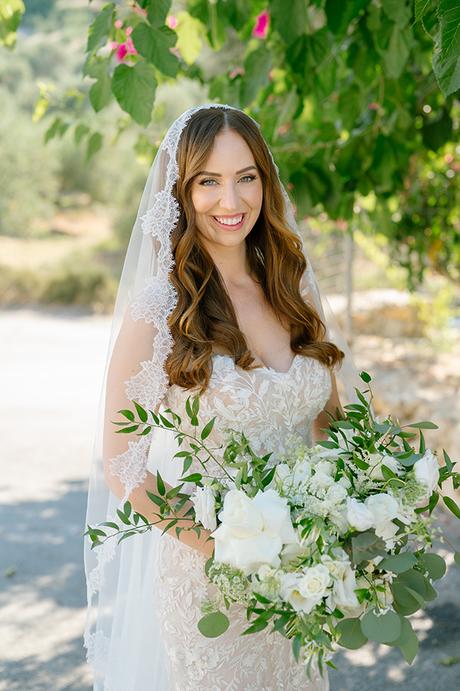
[86,371,460,677]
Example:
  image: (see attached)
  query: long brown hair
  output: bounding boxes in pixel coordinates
[166,106,344,391]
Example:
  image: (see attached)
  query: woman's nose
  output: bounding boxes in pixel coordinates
[218,182,239,210]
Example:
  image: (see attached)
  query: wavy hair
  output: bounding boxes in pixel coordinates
[166,106,344,391]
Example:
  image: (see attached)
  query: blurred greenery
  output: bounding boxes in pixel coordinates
[0,0,458,312]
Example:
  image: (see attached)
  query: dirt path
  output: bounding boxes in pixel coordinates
[0,308,459,691]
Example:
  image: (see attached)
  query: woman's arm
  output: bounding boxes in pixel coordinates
[312,371,345,443]
[102,310,214,559]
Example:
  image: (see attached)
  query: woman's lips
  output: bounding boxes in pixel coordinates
[211,213,246,230]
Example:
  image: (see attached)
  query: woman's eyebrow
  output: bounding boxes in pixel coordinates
[196,165,257,176]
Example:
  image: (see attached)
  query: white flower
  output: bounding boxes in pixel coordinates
[292,460,312,486]
[211,489,297,575]
[346,498,374,531]
[325,484,348,507]
[414,450,439,495]
[190,486,217,531]
[365,493,399,527]
[322,553,362,616]
[280,540,306,567]
[280,565,331,614]
[367,453,401,481]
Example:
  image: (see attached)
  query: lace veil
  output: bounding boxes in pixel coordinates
[83,103,364,690]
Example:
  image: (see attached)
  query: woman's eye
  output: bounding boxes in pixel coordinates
[199,175,256,186]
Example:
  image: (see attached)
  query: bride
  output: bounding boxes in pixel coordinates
[84,104,359,690]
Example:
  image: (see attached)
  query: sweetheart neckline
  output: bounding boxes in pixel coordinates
[211,352,302,376]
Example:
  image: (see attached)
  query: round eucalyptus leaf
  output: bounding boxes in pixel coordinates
[361,609,401,644]
[380,553,417,574]
[419,553,446,580]
[198,611,230,638]
[336,618,368,650]
[388,615,419,664]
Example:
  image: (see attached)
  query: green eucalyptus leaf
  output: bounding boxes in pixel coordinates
[380,553,417,574]
[360,609,401,644]
[198,611,230,638]
[336,617,368,650]
[389,615,419,664]
[419,553,446,580]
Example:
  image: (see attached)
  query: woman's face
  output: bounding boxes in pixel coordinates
[190,128,263,250]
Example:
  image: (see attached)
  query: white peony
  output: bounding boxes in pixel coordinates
[414,450,439,495]
[346,498,374,531]
[211,489,297,575]
[190,485,217,531]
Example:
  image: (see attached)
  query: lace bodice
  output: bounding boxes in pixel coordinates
[154,354,332,690]
[164,352,332,475]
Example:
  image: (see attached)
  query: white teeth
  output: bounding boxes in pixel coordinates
[213,214,244,226]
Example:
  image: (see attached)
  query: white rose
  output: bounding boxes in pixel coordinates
[365,493,399,528]
[374,519,399,548]
[298,564,331,602]
[346,498,374,531]
[414,450,439,495]
[190,485,217,531]
[310,471,335,493]
[211,489,297,575]
[280,540,305,568]
[279,573,313,613]
[280,565,330,614]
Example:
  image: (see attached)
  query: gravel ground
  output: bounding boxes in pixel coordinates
[1,308,459,691]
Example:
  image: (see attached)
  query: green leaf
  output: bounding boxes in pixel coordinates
[156,471,166,496]
[86,131,103,160]
[180,473,202,483]
[118,409,135,421]
[351,530,387,565]
[419,553,446,580]
[454,553,460,568]
[407,421,439,430]
[123,501,132,517]
[360,609,401,644]
[292,634,302,662]
[132,23,179,77]
[270,0,308,45]
[336,618,368,650]
[380,553,417,574]
[197,611,230,638]
[398,568,437,601]
[443,449,454,472]
[201,417,216,440]
[87,3,114,53]
[116,509,132,526]
[389,615,419,664]
[175,10,203,64]
[359,371,372,383]
[240,45,272,106]
[112,62,157,127]
[415,0,431,22]
[391,581,424,616]
[146,490,165,508]
[89,70,112,112]
[146,0,171,27]
[101,521,119,530]
[134,401,148,423]
[117,424,139,434]
[443,495,460,519]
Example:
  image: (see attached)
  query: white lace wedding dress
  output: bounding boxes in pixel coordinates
[152,352,332,691]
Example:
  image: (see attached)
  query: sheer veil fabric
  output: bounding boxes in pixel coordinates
[83,103,363,690]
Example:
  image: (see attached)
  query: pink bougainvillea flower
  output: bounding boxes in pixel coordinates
[229,66,245,79]
[167,15,178,29]
[252,10,270,39]
[108,41,119,51]
[114,19,123,30]
[126,37,137,55]
[116,43,128,62]
[125,25,133,37]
